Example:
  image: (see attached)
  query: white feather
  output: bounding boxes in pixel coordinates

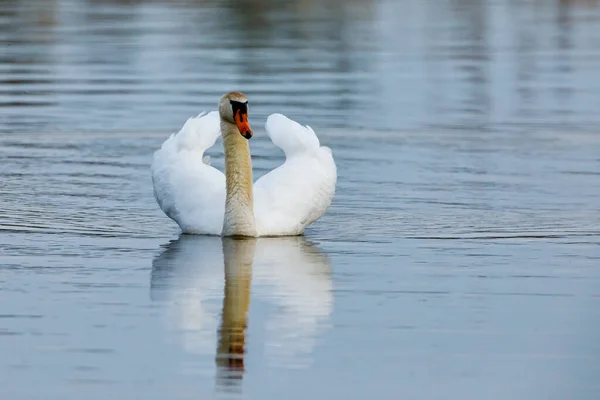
[151,111,225,235]
[253,113,337,236]
[151,112,337,236]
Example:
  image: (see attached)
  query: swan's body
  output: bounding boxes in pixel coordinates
[151,92,336,237]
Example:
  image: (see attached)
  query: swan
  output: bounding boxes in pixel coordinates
[151,92,337,237]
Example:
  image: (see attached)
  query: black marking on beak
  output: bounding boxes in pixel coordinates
[230,99,251,139]
[230,100,248,117]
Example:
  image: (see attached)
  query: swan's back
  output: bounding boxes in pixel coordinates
[151,111,226,235]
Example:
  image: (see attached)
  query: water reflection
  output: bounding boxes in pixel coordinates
[216,238,254,384]
[150,235,333,387]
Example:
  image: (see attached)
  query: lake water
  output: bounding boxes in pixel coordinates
[1,0,599,399]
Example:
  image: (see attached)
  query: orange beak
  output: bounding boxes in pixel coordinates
[234,110,252,139]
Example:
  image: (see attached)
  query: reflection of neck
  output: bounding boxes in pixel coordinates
[216,238,255,374]
[221,121,256,237]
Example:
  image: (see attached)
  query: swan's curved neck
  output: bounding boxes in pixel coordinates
[221,121,256,237]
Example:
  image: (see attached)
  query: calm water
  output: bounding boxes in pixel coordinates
[1,0,600,399]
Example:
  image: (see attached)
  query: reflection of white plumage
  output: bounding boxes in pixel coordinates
[150,235,333,367]
[151,92,337,237]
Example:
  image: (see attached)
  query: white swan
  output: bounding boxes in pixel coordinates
[151,92,337,237]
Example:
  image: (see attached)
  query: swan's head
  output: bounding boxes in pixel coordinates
[219,92,252,139]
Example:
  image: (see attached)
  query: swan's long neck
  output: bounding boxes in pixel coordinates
[221,121,256,237]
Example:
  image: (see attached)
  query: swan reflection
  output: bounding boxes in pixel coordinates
[150,235,333,383]
[216,238,254,382]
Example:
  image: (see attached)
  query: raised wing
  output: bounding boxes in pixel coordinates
[151,111,226,234]
[253,113,337,236]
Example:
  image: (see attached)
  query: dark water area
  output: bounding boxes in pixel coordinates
[1,0,600,399]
